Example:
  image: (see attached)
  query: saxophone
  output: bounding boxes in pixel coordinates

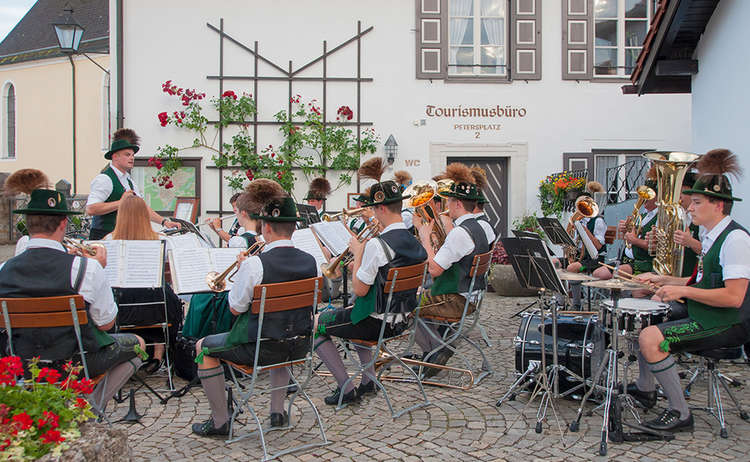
[642,151,701,276]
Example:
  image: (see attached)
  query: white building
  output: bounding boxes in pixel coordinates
[112,0,691,236]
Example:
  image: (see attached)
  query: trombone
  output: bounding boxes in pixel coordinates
[205,240,265,291]
[63,237,102,257]
[321,219,379,279]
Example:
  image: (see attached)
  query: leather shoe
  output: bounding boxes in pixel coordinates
[621,382,657,409]
[324,387,358,406]
[644,409,694,433]
[191,417,229,437]
[270,411,288,428]
[357,381,378,397]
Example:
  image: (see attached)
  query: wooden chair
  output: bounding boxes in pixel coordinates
[0,295,109,415]
[338,262,431,418]
[605,226,617,245]
[416,251,494,387]
[221,276,329,461]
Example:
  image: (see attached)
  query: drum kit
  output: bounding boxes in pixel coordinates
[499,271,675,456]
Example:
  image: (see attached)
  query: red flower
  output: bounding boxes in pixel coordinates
[0,439,9,451]
[165,181,174,189]
[245,170,254,181]
[221,90,238,100]
[276,171,282,179]
[337,105,353,120]
[0,356,22,376]
[68,378,94,395]
[40,430,64,445]
[36,367,61,384]
[157,112,169,127]
[11,412,32,430]
[75,398,88,409]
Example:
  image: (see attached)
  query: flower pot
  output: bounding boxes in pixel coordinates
[489,264,538,297]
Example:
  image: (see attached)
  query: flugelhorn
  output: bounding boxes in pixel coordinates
[206,240,265,292]
[405,181,447,251]
[63,237,102,257]
[321,219,379,279]
[323,207,368,221]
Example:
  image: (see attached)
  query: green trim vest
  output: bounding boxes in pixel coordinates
[431,218,490,296]
[90,166,133,234]
[688,220,750,330]
[629,211,656,273]
[583,216,607,259]
[681,223,701,277]
[0,247,114,361]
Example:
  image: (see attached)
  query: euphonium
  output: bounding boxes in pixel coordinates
[622,185,656,249]
[321,219,379,279]
[643,151,701,276]
[404,181,447,251]
[206,240,265,291]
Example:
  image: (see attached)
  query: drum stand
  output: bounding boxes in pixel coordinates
[568,288,673,456]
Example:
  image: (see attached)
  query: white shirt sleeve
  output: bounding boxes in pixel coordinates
[228,236,248,248]
[593,217,607,244]
[71,256,117,326]
[401,210,413,229]
[433,226,475,270]
[720,230,750,281]
[227,255,264,313]
[14,236,29,256]
[86,174,114,206]
[356,238,388,286]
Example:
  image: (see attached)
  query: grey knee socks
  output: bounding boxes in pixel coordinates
[636,350,656,392]
[315,338,354,393]
[198,366,229,427]
[269,367,290,414]
[649,355,689,418]
[354,346,374,385]
[88,357,143,413]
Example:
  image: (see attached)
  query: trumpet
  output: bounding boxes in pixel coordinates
[205,240,265,292]
[621,185,655,249]
[63,237,102,257]
[323,207,368,221]
[404,181,448,251]
[321,219,379,279]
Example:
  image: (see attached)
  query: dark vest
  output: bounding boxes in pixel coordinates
[350,228,427,324]
[240,232,257,248]
[688,220,750,329]
[0,247,114,361]
[91,166,132,234]
[632,211,656,262]
[431,217,490,295]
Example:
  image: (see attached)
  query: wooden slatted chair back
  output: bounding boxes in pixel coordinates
[469,251,493,278]
[0,295,87,329]
[383,262,428,293]
[250,277,323,314]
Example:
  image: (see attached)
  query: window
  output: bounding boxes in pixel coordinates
[594,0,650,76]
[448,0,506,76]
[563,150,650,203]
[2,83,15,159]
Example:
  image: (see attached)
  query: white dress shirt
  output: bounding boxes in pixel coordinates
[624,207,658,259]
[14,235,29,256]
[228,231,258,249]
[434,214,477,271]
[86,164,140,207]
[696,216,750,283]
[401,209,414,229]
[0,238,117,326]
[228,239,322,313]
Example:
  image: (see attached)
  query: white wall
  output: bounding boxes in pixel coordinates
[692,0,750,225]
[114,0,691,229]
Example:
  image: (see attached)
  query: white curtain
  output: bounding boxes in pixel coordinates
[481,18,503,46]
[449,0,473,65]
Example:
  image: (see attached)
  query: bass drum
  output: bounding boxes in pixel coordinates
[515,311,605,394]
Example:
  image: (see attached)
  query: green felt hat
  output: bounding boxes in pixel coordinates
[477,189,489,204]
[251,196,304,222]
[13,189,81,215]
[105,138,140,160]
[684,175,742,202]
[362,180,410,206]
[439,181,482,201]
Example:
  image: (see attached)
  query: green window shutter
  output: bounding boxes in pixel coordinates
[415,0,447,79]
[562,0,592,80]
[510,0,542,80]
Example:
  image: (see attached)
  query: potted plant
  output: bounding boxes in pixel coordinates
[538,172,586,217]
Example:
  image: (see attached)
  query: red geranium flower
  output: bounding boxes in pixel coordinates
[157,112,169,127]
[11,412,33,431]
[36,367,61,384]
[0,439,9,451]
[221,90,238,100]
[75,398,88,409]
[40,430,64,445]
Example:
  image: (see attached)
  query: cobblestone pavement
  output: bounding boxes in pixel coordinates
[107,293,750,461]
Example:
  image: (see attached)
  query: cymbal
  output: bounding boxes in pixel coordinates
[556,269,598,281]
[582,279,643,290]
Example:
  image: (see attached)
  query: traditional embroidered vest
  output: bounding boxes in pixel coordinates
[681,223,700,277]
[350,228,427,324]
[431,217,490,296]
[0,247,114,361]
[688,220,750,329]
[91,166,132,234]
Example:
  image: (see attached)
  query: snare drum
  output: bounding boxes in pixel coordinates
[601,298,670,334]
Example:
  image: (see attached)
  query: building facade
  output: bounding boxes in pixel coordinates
[113,0,691,235]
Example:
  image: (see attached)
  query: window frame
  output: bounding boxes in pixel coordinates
[593,0,652,78]
[1,81,16,160]
[448,0,508,77]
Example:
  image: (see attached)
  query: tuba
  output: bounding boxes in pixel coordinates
[642,151,701,276]
[404,181,447,251]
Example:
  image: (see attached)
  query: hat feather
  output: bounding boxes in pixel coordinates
[393,170,412,186]
[308,177,332,197]
[359,157,386,182]
[431,173,447,182]
[242,178,285,213]
[444,163,475,184]
[698,149,743,180]
[4,169,50,195]
[470,165,487,189]
[586,181,604,193]
[112,128,140,146]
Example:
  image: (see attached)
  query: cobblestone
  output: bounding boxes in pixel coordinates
[95,293,750,460]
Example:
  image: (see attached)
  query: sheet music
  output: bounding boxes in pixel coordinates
[119,241,163,288]
[310,221,352,256]
[165,233,203,251]
[91,240,122,287]
[169,248,213,293]
[292,229,327,267]
[210,248,244,274]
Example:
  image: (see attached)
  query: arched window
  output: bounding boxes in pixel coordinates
[2,83,15,159]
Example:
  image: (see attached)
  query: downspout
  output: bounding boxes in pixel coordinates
[68,55,77,195]
[116,0,123,129]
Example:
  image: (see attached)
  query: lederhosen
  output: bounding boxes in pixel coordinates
[656,220,750,353]
[621,211,656,275]
[317,228,427,341]
[0,247,138,376]
[421,218,489,319]
[201,246,317,366]
[90,166,132,240]
[680,223,701,277]
[578,216,607,273]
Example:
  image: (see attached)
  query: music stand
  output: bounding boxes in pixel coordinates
[496,236,568,443]
[537,217,576,248]
[296,203,320,228]
[511,229,540,239]
[170,218,214,248]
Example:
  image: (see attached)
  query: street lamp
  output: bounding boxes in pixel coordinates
[52,8,85,54]
[384,135,398,164]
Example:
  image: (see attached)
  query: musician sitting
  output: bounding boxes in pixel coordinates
[394,170,415,232]
[618,173,658,276]
[208,192,242,245]
[0,169,145,412]
[414,164,494,375]
[314,159,427,405]
[628,150,750,433]
[470,165,491,224]
[675,171,703,277]
[191,196,318,436]
[305,177,331,220]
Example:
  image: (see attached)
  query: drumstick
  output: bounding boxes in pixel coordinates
[598,263,685,303]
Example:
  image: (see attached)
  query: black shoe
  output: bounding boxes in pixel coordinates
[191,417,229,437]
[270,411,289,428]
[643,409,694,433]
[357,381,378,397]
[620,382,657,409]
[324,387,358,406]
[140,358,163,375]
[421,348,454,380]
